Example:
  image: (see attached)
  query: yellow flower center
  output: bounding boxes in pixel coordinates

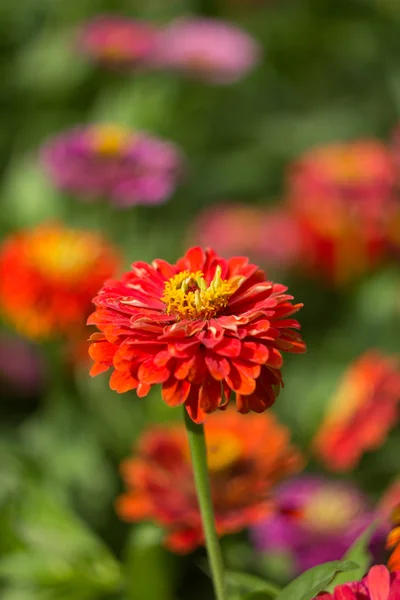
[303,489,359,533]
[28,228,97,283]
[89,125,131,155]
[161,266,238,320]
[206,431,243,471]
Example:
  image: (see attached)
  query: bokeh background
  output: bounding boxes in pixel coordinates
[1,0,400,598]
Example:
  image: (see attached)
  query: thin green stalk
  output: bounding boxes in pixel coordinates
[183,409,227,600]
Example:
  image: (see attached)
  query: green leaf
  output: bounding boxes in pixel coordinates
[226,571,280,597]
[275,560,360,600]
[324,521,379,591]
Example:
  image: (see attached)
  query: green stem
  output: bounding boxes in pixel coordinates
[183,409,227,600]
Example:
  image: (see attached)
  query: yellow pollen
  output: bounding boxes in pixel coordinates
[206,431,243,471]
[161,266,239,320]
[89,125,132,155]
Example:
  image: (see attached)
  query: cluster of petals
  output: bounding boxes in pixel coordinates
[189,203,303,273]
[312,351,400,471]
[41,124,183,207]
[88,246,305,423]
[78,15,260,84]
[116,409,303,552]
[251,475,386,574]
[316,565,400,600]
[285,140,397,285]
[0,223,120,340]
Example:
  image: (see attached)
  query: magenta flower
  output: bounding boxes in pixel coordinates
[78,16,159,68]
[251,476,387,574]
[153,18,260,84]
[317,565,400,600]
[41,125,183,207]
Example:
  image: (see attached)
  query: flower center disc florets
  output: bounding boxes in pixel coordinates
[162,266,236,320]
[89,125,131,155]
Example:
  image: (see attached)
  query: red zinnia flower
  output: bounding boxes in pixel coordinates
[88,247,305,423]
[312,351,400,471]
[116,410,304,552]
[0,223,120,340]
[316,565,400,600]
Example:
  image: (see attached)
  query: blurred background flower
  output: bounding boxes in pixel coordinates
[152,18,260,84]
[42,124,183,207]
[117,410,303,552]
[78,16,160,70]
[0,332,45,397]
[312,351,400,472]
[0,223,120,339]
[251,475,387,574]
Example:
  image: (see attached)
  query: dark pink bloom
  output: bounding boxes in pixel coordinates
[78,16,159,68]
[153,18,260,84]
[41,124,183,207]
[251,476,387,574]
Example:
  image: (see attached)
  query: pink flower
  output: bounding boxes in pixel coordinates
[78,16,159,68]
[153,18,260,84]
[41,124,183,207]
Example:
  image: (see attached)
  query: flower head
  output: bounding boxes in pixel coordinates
[78,16,159,68]
[315,565,400,600]
[288,141,396,213]
[117,410,303,552]
[189,204,303,272]
[251,476,385,574]
[153,18,260,84]
[42,125,183,207]
[312,351,400,471]
[88,247,305,423]
[0,223,120,340]
[286,141,396,285]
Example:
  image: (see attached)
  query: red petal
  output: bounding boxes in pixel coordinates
[213,336,241,357]
[225,363,257,395]
[138,358,171,384]
[110,369,138,393]
[367,565,390,600]
[241,341,270,364]
[266,347,283,369]
[89,340,118,365]
[205,354,230,381]
[90,362,109,376]
[201,320,224,348]
[162,377,191,406]
[177,246,205,272]
[199,376,223,412]
[185,385,206,424]
[174,357,196,380]
[137,382,151,398]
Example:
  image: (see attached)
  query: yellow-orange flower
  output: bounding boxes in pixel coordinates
[0,223,120,340]
[116,410,304,553]
[312,351,400,471]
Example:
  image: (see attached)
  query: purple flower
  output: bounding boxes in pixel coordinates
[153,18,260,84]
[41,125,183,208]
[0,333,45,397]
[78,16,160,69]
[251,476,387,574]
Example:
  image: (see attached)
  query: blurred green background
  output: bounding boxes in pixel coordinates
[1,0,400,598]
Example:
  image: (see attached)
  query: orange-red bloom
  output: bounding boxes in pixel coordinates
[312,351,400,471]
[116,410,304,552]
[0,223,120,340]
[88,247,305,423]
[286,141,396,285]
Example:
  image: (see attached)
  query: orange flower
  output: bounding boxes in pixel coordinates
[286,141,396,285]
[312,351,400,471]
[88,246,305,423]
[0,223,120,340]
[387,508,400,572]
[116,410,304,553]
